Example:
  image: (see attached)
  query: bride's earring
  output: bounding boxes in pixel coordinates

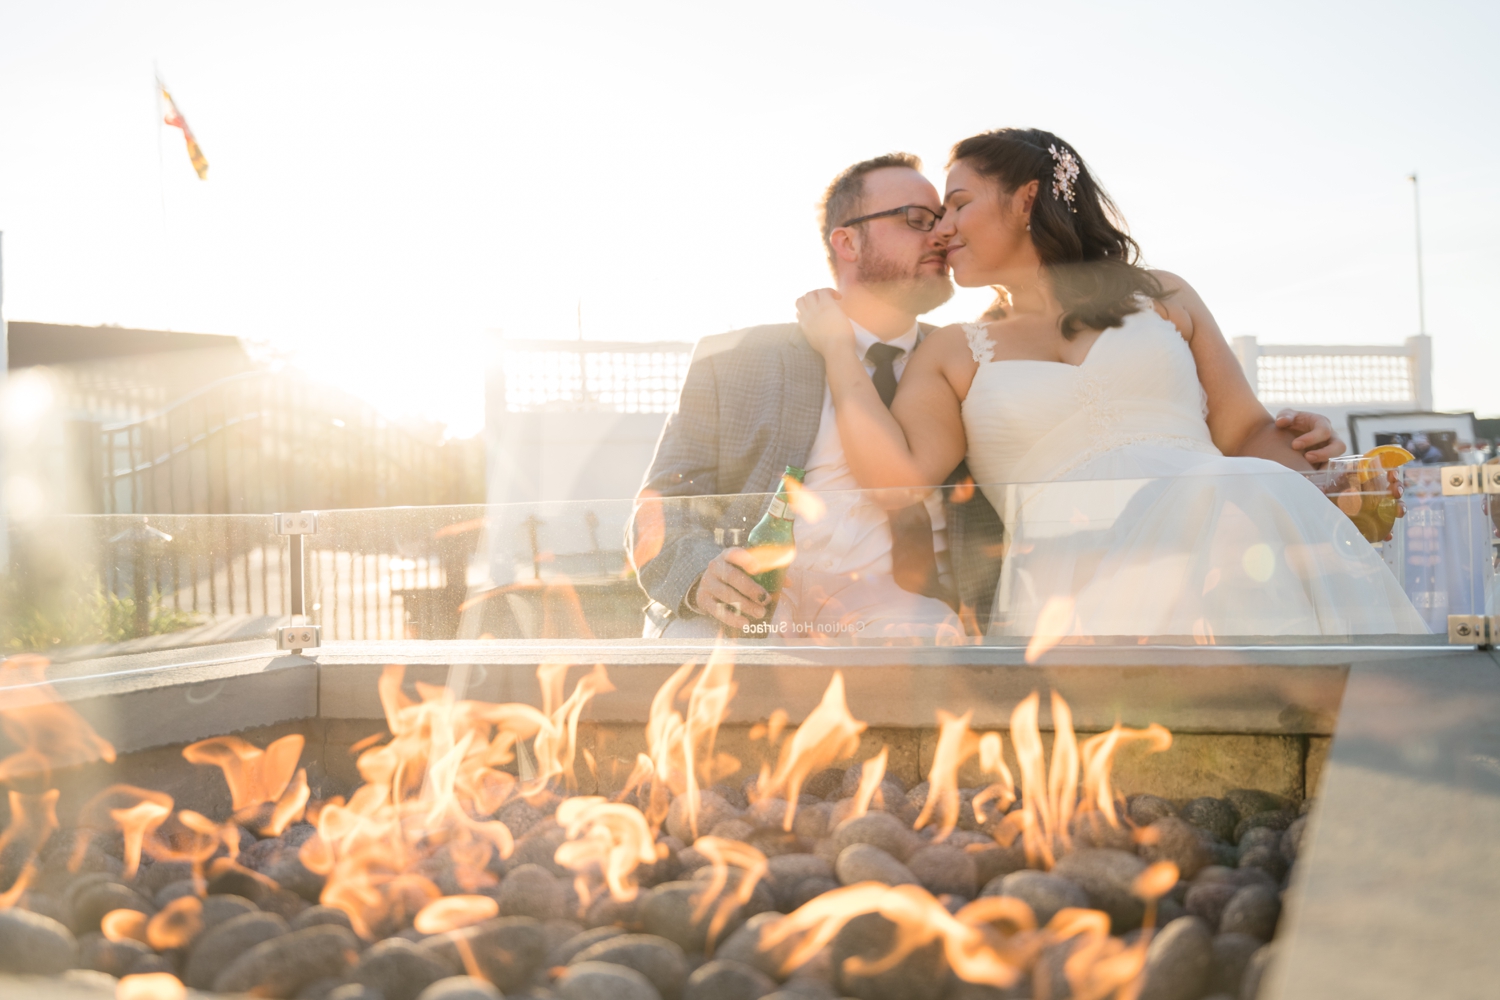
[1026,223,1032,231]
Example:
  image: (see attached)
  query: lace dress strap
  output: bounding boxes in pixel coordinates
[962,323,995,364]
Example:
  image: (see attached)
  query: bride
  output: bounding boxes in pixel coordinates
[796,127,1427,639]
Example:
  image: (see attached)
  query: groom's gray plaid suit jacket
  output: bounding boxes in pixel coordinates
[627,322,1005,633]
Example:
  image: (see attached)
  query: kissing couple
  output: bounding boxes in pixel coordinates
[631,128,1427,641]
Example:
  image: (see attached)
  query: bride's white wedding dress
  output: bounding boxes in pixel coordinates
[960,300,1428,638]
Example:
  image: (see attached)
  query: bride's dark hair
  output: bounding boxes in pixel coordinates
[950,128,1165,338]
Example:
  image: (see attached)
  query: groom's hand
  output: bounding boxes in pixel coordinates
[689,548,769,630]
[1275,409,1345,467]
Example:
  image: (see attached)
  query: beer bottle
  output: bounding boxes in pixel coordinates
[745,466,805,615]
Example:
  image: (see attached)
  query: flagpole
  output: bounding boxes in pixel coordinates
[1408,173,1427,336]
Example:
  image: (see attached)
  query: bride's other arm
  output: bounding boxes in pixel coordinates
[1150,271,1314,472]
[796,290,969,504]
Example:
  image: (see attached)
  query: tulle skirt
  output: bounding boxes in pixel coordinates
[986,447,1429,639]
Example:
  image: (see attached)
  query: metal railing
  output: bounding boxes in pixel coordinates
[96,370,482,515]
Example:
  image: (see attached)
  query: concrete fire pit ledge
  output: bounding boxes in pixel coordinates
[2,639,1497,997]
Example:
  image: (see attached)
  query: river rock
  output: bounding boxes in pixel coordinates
[1236,827,1281,854]
[0,907,78,974]
[1180,799,1237,843]
[500,863,565,921]
[983,870,1089,928]
[830,910,946,1000]
[213,924,361,997]
[666,791,740,844]
[508,823,569,877]
[791,803,832,843]
[1209,932,1261,996]
[643,881,745,953]
[417,975,505,1000]
[970,844,1030,888]
[765,856,833,911]
[184,910,289,988]
[1184,882,1238,928]
[1137,916,1212,1000]
[77,932,150,977]
[1051,849,1148,933]
[1237,846,1288,882]
[785,876,839,911]
[684,958,777,1000]
[1233,810,1295,846]
[1280,816,1308,863]
[716,911,804,980]
[1239,942,1275,999]
[835,844,917,887]
[292,904,356,933]
[203,893,260,928]
[1139,817,1211,880]
[906,844,977,898]
[1223,790,1293,821]
[820,813,922,865]
[1127,795,1179,827]
[549,925,627,966]
[558,960,665,1000]
[572,933,687,1000]
[1219,884,1280,940]
[424,916,547,993]
[351,937,454,1000]
[70,880,153,935]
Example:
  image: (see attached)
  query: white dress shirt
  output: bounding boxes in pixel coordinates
[789,320,950,585]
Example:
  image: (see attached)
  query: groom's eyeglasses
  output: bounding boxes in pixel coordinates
[840,205,943,232]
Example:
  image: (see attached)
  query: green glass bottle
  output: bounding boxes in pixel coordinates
[745,466,805,614]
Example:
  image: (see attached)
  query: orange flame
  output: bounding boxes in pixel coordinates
[414,894,500,934]
[756,672,866,831]
[783,476,827,523]
[0,656,116,794]
[971,732,1016,826]
[555,796,660,906]
[1024,596,1078,664]
[146,896,203,950]
[761,883,1028,989]
[915,711,979,841]
[0,788,59,907]
[691,836,768,953]
[849,747,888,821]
[1078,723,1172,827]
[115,972,186,1000]
[641,654,738,838]
[101,908,150,944]
[181,734,304,832]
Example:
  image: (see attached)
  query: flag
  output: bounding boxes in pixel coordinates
[158,78,208,180]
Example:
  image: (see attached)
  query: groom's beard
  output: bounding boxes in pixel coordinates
[857,248,954,315]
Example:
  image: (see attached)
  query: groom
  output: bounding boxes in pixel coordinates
[629,153,1345,638]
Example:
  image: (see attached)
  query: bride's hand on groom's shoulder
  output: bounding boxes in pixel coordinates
[796,288,855,358]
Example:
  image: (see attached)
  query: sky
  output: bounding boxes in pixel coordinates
[0,0,1496,437]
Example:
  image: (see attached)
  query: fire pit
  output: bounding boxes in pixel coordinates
[4,637,1492,1000]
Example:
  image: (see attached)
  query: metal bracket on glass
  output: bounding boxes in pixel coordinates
[275,512,319,535]
[276,511,319,637]
[277,624,321,653]
[1440,466,1478,496]
[1481,465,1500,494]
[1447,615,1492,646]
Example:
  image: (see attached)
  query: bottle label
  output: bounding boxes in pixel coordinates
[767,498,789,520]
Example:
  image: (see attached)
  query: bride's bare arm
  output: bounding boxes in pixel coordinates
[1151,271,1314,472]
[796,291,969,503]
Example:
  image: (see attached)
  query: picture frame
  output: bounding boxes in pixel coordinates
[1347,411,1478,464]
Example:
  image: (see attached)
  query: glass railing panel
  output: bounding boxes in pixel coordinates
[4,465,1493,658]
[1,513,283,662]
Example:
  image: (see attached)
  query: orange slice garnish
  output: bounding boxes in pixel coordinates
[1364,445,1415,469]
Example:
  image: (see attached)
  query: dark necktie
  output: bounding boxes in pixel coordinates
[865,343,952,608]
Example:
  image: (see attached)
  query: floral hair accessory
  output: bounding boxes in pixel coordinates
[1048,143,1080,212]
